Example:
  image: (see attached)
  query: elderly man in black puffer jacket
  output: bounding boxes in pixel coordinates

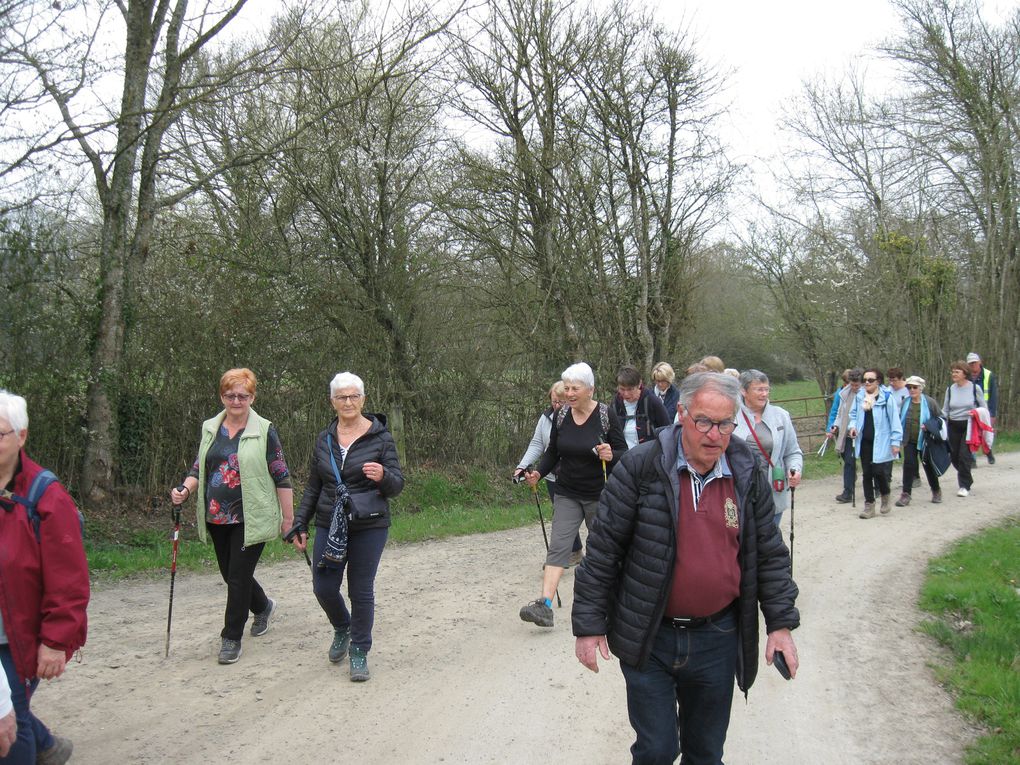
[573,372,800,765]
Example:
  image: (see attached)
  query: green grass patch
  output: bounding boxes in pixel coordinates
[918,518,1020,764]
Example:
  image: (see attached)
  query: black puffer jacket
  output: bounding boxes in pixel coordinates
[295,414,404,531]
[572,424,799,693]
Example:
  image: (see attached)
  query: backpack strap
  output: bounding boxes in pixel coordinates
[0,469,58,541]
[556,404,569,430]
[557,403,610,437]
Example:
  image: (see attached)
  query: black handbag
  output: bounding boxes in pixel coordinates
[346,490,388,521]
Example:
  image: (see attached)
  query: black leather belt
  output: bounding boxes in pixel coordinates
[664,602,735,629]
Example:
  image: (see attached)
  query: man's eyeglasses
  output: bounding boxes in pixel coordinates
[0,429,16,442]
[863,377,878,383]
[689,416,737,435]
[332,394,363,403]
[223,393,252,402]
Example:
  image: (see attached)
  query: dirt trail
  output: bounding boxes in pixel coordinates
[35,454,1017,763]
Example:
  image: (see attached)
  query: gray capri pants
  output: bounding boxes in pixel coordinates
[545,494,598,567]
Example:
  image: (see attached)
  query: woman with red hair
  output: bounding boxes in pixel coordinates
[170,369,294,664]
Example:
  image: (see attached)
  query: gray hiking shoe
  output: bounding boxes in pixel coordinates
[329,627,351,663]
[519,599,554,627]
[218,638,242,664]
[895,493,911,507]
[349,646,370,682]
[37,736,73,765]
[250,597,277,637]
[858,502,876,519]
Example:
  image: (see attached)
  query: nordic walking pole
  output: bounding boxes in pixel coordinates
[788,478,796,576]
[530,482,561,608]
[166,485,184,657]
[850,436,856,509]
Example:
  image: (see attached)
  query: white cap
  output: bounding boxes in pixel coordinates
[966,352,981,363]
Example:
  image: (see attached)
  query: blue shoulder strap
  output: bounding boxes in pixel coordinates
[0,470,58,541]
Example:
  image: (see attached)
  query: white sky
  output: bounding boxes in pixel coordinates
[656,0,1017,194]
[668,0,900,166]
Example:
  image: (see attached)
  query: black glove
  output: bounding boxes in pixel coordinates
[284,521,308,543]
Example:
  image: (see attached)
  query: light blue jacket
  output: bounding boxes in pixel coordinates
[848,389,902,463]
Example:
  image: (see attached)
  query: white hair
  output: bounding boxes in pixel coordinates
[561,362,595,389]
[0,389,29,432]
[329,372,365,397]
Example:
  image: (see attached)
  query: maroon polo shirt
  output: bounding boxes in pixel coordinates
[665,468,741,618]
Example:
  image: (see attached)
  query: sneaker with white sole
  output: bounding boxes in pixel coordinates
[956,487,969,497]
[250,597,277,637]
[218,638,242,664]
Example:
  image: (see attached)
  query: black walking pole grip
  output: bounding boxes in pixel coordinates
[284,522,312,567]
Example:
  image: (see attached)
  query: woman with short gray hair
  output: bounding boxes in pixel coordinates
[732,370,803,528]
[290,372,404,682]
[520,362,627,629]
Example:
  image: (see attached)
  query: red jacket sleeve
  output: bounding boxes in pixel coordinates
[36,483,90,657]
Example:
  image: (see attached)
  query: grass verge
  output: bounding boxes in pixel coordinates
[918,517,1020,764]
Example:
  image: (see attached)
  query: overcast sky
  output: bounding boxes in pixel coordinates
[659,0,1017,185]
[670,0,899,167]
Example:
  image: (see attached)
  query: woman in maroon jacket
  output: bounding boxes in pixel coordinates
[0,390,89,765]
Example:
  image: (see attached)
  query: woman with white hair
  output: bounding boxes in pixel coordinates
[0,389,88,764]
[896,376,943,506]
[520,362,627,629]
[291,372,404,682]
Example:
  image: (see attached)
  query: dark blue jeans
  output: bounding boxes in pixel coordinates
[0,645,54,764]
[206,523,269,641]
[620,611,738,765]
[312,526,388,652]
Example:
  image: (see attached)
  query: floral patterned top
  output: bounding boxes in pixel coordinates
[188,424,291,525]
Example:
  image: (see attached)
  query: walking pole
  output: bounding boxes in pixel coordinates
[788,481,796,576]
[850,437,856,509]
[530,483,561,608]
[165,486,184,657]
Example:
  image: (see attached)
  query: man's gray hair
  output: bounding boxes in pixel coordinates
[677,372,741,416]
[739,369,770,390]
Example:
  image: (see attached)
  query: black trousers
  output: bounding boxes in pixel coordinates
[859,439,891,503]
[207,523,269,641]
[902,440,940,495]
[947,420,973,490]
